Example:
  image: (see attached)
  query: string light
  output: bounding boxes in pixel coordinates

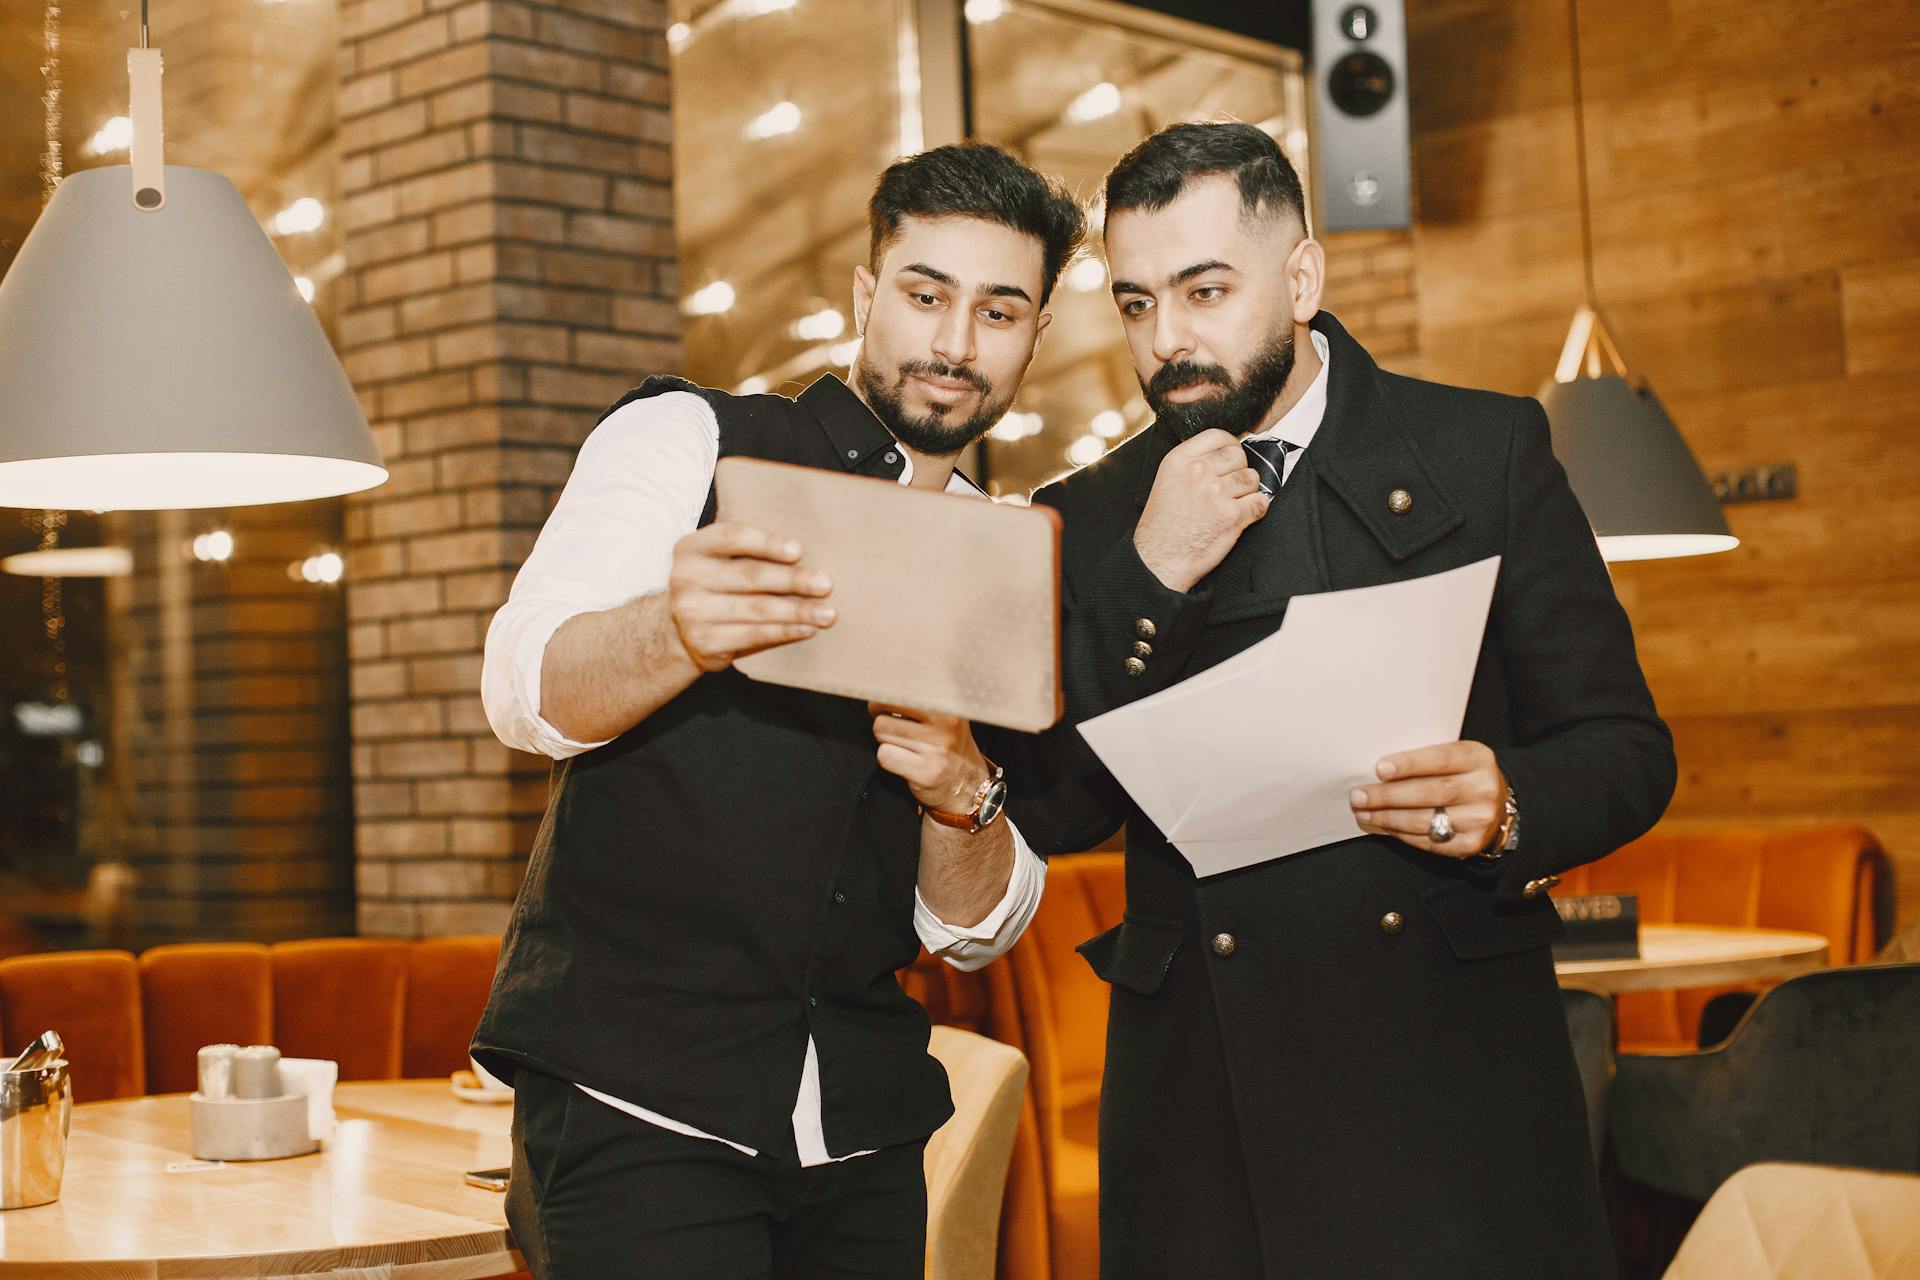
[684,281,736,316]
[1065,257,1107,293]
[86,115,131,156]
[990,411,1045,443]
[1067,435,1106,466]
[270,197,326,236]
[792,308,845,341]
[192,530,235,562]
[39,0,62,203]
[744,101,802,141]
[1066,82,1121,124]
[31,0,65,703]
[295,551,343,584]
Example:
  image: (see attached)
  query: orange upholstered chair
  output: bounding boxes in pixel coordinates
[1558,825,1890,1053]
[1003,852,1127,1280]
[901,944,1052,1280]
[270,938,410,1080]
[138,943,273,1094]
[402,934,501,1078]
[0,949,145,1102]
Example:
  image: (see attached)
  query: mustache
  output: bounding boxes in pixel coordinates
[898,359,990,395]
[1148,359,1232,399]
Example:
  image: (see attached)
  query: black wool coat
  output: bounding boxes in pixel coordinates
[997,311,1676,1280]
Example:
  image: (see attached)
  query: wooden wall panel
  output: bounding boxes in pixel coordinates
[1405,0,1920,927]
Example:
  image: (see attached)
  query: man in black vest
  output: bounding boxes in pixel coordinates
[471,144,1084,1279]
[1024,123,1676,1277]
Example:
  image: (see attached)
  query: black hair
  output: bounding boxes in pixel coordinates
[868,143,1087,306]
[1104,121,1307,231]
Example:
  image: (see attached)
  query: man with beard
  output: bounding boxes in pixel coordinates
[471,143,1084,1279]
[1024,122,1675,1277]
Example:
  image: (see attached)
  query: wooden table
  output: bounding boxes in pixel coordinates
[0,1081,524,1278]
[1555,923,1829,994]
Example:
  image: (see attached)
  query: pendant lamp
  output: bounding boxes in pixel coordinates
[1539,0,1736,562]
[0,3,386,511]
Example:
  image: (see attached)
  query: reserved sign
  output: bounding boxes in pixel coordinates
[1551,893,1641,961]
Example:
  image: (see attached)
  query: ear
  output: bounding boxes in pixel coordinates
[1034,308,1053,351]
[852,265,876,336]
[1288,237,1327,323]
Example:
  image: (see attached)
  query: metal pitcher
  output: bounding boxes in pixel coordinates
[0,1058,71,1210]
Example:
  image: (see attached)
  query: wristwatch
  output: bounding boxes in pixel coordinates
[1479,786,1520,860]
[923,757,1008,835]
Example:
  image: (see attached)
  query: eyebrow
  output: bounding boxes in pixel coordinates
[1110,259,1240,296]
[900,262,1033,305]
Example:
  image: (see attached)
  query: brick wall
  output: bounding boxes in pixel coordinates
[336,0,680,936]
[105,505,355,946]
[1321,229,1421,376]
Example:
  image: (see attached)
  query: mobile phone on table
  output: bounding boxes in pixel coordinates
[464,1167,511,1191]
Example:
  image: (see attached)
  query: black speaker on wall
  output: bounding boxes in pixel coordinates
[1309,1,1412,231]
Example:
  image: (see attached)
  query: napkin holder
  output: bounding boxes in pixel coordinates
[188,1044,318,1161]
[189,1091,316,1160]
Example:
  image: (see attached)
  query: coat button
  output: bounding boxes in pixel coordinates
[1387,488,1413,514]
[1132,640,1153,658]
[1210,932,1237,957]
[808,996,819,1008]
[1125,657,1147,677]
[1136,618,1157,640]
[1380,911,1405,935]
[832,890,846,905]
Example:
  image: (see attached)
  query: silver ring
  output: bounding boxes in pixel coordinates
[1428,809,1455,843]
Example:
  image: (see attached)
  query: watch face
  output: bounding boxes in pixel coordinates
[977,780,1008,829]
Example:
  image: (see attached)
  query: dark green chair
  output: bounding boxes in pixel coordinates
[1610,962,1920,1203]
[1561,985,1615,1167]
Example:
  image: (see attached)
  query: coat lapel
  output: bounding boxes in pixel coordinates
[1307,312,1465,566]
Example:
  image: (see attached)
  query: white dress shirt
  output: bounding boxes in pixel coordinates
[482,386,1048,1166]
[1246,327,1332,483]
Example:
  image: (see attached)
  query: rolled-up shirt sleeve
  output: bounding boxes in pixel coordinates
[913,820,1048,971]
[481,390,720,760]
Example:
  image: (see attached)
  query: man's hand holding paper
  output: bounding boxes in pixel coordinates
[1075,555,1504,877]
[1350,738,1511,857]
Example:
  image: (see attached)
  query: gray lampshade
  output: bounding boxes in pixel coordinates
[1537,373,1738,562]
[0,165,386,510]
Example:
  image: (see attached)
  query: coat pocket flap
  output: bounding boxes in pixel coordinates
[1420,879,1566,960]
[1076,915,1185,995]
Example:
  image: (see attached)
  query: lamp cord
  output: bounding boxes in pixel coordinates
[1568,0,1598,305]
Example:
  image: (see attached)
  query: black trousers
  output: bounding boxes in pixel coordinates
[506,1067,929,1280]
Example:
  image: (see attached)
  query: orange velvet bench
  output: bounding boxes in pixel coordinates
[0,935,501,1103]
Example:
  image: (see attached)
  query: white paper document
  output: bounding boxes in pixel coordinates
[1076,556,1502,877]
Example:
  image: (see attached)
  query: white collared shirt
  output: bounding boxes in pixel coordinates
[1244,327,1332,484]
[482,388,1047,1166]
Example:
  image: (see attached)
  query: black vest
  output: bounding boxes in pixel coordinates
[472,374,953,1159]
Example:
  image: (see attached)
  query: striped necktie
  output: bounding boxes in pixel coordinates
[1243,438,1302,496]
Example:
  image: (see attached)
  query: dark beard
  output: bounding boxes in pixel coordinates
[1144,327,1296,442]
[855,356,1002,457]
